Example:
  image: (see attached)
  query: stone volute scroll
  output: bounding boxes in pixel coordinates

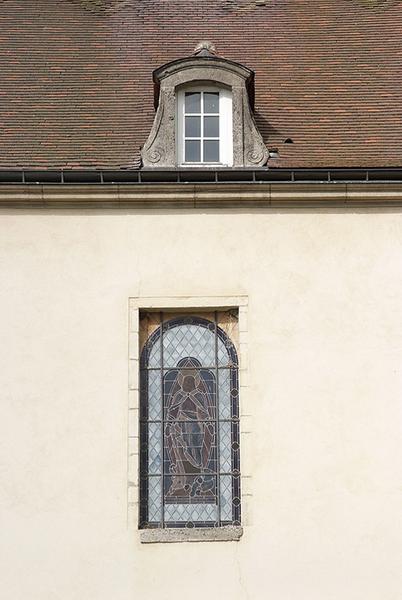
[141,42,269,168]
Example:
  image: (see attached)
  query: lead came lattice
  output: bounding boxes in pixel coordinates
[139,312,241,529]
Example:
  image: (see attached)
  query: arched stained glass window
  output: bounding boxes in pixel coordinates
[139,312,241,529]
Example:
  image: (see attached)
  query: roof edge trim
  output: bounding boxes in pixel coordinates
[1,181,402,208]
[1,168,402,185]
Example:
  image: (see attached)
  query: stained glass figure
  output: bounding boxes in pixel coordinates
[139,313,240,529]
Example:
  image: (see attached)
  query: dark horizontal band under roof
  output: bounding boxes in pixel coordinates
[1,169,402,185]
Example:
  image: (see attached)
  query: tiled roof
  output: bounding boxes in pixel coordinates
[0,0,401,169]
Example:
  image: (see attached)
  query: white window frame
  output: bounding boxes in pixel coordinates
[177,85,233,167]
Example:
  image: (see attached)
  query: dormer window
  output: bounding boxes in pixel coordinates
[142,42,268,169]
[177,87,233,166]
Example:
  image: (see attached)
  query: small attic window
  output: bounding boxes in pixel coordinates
[177,85,233,166]
[141,42,268,169]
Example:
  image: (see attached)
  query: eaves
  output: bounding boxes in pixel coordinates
[1,182,402,208]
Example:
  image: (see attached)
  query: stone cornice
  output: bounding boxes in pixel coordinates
[153,56,253,87]
[1,183,402,208]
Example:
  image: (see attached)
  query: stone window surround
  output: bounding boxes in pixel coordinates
[141,55,269,169]
[128,295,250,544]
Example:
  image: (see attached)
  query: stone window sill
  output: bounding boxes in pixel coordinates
[139,525,243,544]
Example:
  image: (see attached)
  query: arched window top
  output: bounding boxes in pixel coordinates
[141,42,268,168]
[141,316,238,369]
[139,312,240,530]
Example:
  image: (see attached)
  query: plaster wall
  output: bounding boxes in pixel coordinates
[1,207,402,600]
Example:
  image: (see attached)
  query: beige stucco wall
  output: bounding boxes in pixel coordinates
[1,207,402,600]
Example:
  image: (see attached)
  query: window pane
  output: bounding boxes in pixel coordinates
[204,92,219,113]
[218,369,231,420]
[162,322,216,368]
[219,421,232,473]
[203,140,219,162]
[204,116,219,138]
[164,502,218,524]
[220,475,233,522]
[185,116,201,138]
[148,476,163,522]
[185,140,201,162]
[148,422,162,474]
[148,369,162,420]
[185,92,201,113]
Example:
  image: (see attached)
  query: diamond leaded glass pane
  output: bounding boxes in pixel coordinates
[148,369,162,421]
[162,322,215,367]
[148,422,162,475]
[147,338,161,368]
[148,476,162,522]
[164,502,218,523]
[218,369,231,420]
[139,312,240,528]
[219,474,233,522]
[219,420,232,473]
